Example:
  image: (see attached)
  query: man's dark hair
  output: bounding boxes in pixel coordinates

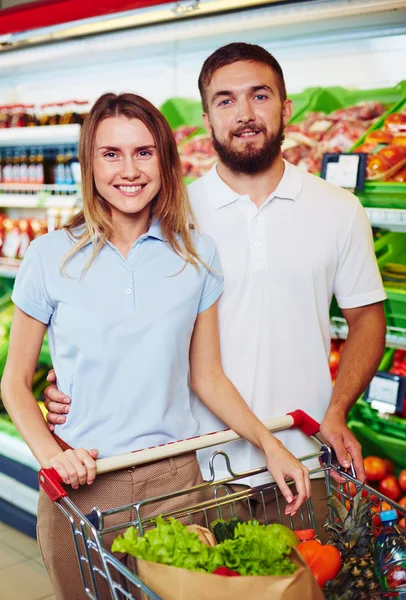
[198,42,287,113]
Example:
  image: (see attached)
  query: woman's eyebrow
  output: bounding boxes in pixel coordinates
[97,144,156,151]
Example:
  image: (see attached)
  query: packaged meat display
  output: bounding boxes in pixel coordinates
[176,132,217,178]
[282,101,387,174]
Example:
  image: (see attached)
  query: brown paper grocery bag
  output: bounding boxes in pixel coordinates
[137,548,325,600]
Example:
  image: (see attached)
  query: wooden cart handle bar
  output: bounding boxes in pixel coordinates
[38,409,320,502]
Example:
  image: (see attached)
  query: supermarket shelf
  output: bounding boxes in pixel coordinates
[365,208,406,232]
[0,257,21,278]
[331,317,406,350]
[0,124,80,147]
[0,191,80,209]
[0,183,79,193]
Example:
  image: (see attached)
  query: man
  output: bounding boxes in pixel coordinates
[45,43,386,521]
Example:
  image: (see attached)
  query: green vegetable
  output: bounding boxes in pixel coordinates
[211,517,242,543]
[112,516,222,573]
[112,518,297,577]
[266,523,300,549]
[216,521,296,576]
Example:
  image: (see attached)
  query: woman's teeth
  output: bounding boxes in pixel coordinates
[118,185,144,193]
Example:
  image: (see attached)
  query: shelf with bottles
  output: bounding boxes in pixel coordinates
[0,144,80,190]
[0,207,79,278]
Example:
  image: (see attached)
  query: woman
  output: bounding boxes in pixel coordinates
[1,93,310,599]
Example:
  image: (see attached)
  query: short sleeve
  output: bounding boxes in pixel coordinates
[197,239,224,314]
[12,242,54,324]
[334,202,387,309]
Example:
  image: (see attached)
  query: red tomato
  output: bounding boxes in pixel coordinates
[364,457,387,482]
[297,540,342,588]
[397,497,406,518]
[383,459,395,476]
[329,350,340,370]
[398,470,406,492]
[379,475,402,502]
[399,517,406,530]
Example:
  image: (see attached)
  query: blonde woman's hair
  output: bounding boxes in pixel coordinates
[62,92,202,274]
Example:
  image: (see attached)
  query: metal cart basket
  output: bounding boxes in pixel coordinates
[39,410,406,599]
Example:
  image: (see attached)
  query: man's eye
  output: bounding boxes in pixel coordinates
[254,95,267,101]
[219,99,232,106]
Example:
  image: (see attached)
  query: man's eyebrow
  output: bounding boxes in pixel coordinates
[211,90,233,105]
[250,85,274,94]
[97,145,156,152]
[211,85,275,105]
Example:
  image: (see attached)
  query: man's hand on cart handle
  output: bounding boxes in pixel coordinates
[44,369,70,432]
[319,410,365,484]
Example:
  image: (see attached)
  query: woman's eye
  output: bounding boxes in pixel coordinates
[137,150,152,159]
[104,152,117,158]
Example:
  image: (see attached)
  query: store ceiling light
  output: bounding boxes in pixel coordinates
[0,0,286,51]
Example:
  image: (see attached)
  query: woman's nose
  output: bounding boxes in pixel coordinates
[120,158,140,180]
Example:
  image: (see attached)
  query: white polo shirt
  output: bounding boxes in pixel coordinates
[189,160,386,483]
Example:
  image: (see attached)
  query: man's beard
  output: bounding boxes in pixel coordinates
[212,118,284,175]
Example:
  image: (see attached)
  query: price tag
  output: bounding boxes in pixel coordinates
[364,372,405,415]
[325,155,359,189]
[321,152,367,191]
[37,190,51,208]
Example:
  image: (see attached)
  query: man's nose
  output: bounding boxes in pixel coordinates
[236,98,255,123]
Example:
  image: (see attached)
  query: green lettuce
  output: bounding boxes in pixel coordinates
[215,521,297,576]
[112,518,296,577]
[112,516,221,573]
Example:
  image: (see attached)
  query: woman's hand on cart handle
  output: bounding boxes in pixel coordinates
[47,448,99,489]
[43,369,70,432]
[319,411,365,484]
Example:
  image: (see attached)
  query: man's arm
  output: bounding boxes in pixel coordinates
[320,301,386,481]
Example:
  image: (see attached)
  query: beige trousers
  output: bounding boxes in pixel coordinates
[37,452,206,600]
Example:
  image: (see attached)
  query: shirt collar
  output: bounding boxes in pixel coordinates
[67,217,167,247]
[204,159,302,210]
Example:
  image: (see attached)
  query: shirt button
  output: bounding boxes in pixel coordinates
[254,241,261,248]
[125,288,132,295]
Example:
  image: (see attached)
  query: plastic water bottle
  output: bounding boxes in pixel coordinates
[375,509,406,598]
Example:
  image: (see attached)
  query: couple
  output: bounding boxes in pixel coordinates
[2,42,386,598]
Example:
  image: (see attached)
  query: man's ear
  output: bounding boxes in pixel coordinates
[282,99,293,126]
[202,112,213,138]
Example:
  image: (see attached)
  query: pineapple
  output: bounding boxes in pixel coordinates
[323,489,381,600]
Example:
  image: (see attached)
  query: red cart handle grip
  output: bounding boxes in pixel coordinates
[38,468,67,502]
[287,410,320,437]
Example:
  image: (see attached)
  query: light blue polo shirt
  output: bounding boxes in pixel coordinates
[12,221,223,458]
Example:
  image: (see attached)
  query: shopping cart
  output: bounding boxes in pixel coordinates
[39,410,406,600]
